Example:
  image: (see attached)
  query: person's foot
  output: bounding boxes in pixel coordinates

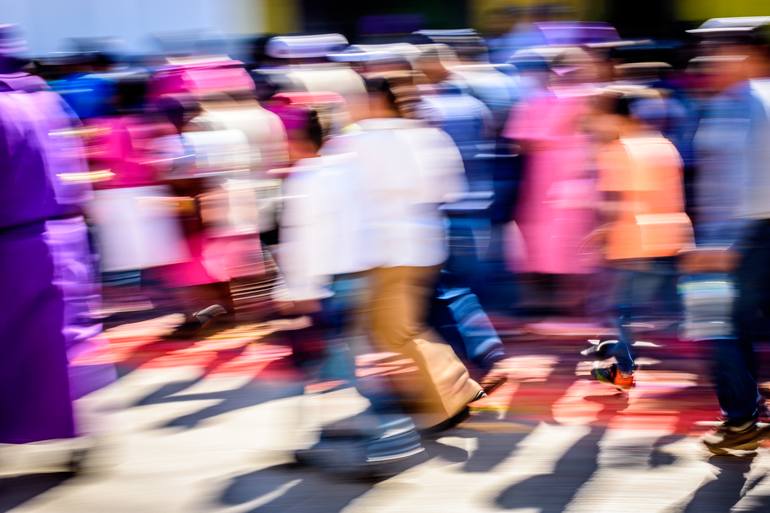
[419,406,471,436]
[591,363,635,391]
[702,419,770,455]
[581,339,618,359]
[164,304,230,339]
[296,422,426,478]
[477,363,508,396]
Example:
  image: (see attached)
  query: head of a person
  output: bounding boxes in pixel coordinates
[87,51,115,73]
[364,76,401,119]
[550,46,599,85]
[284,107,324,164]
[0,24,28,74]
[592,89,661,141]
[414,46,453,85]
[114,74,150,115]
[698,26,770,92]
[156,94,202,133]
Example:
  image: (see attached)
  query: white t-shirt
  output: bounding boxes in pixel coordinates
[324,118,466,268]
[278,154,373,301]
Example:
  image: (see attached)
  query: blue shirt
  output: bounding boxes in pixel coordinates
[694,80,770,245]
[417,84,493,194]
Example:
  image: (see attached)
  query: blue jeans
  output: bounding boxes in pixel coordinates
[429,282,506,374]
[292,276,421,456]
[608,258,680,374]
[431,211,506,373]
[714,220,770,423]
[312,274,407,417]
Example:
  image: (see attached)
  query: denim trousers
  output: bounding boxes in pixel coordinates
[607,257,680,375]
[430,212,506,373]
[713,219,770,422]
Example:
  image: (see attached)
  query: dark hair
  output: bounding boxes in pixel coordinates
[364,75,399,113]
[115,74,149,114]
[611,95,634,117]
[306,109,324,150]
[228,88,259,102]
[593,90,628,118]
[156,94,201,132]
[86,51,115,71]
[284,105,325,150]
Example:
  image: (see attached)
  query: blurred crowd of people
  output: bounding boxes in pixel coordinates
[4,13,770,476]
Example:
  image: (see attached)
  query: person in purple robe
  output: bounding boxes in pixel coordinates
[0,25,104,447]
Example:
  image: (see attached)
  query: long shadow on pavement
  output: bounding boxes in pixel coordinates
[464,354,582,473]
[676,454,770,513]
[494,392,629,512]
[134,361,304,430]
[218,463,375,513]
[0,473,72,513]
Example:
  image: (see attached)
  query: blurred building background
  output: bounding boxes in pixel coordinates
[3,0,770,55]
[0,0,289,53]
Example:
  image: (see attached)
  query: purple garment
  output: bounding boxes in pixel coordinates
[0,73,100,443]
[0,225,76,443]
[45,218,115,401]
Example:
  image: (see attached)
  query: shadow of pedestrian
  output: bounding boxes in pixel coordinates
[675,454,765,513]
[0,473,72,513]
[493,391,628,512]
[494,425,604,512]
[464,353,582,473]
[138,368,304,430]
[217,463,376,513]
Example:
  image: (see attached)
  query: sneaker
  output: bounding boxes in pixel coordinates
[581,339,618,359]
[702,419,770,455]
[164,304,230,340]
[296,423,426,478]
[591,363,635,391]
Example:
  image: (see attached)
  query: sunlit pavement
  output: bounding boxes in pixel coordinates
[3,315,770,513]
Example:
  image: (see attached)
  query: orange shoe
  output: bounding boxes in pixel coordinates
[591,363,635,391]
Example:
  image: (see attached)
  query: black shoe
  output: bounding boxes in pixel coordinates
[164,304,229,340]
[419,406,471,437]
[703,419,770,455]
[193,304,229,325]
[477,364,508,397]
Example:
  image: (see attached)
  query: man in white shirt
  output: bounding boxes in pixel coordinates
[278,106,426,476]
[281,77,483,431]
[322,77,484,430]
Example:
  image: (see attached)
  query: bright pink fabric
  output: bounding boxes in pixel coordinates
[504,91,598,274]
[149,60,255,99]
[86,116,179,189]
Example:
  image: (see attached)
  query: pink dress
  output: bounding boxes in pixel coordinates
[504,89,598,275]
